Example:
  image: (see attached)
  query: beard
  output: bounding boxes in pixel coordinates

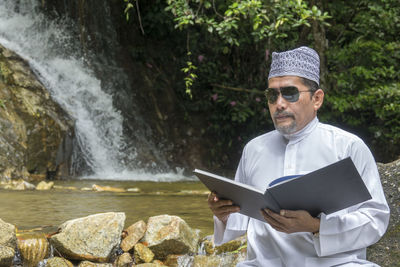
[272,111,297,135]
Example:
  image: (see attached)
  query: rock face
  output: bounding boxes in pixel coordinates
[367,159,400,265]
[0,44,74,181]
[142,215,200,260]
[50,212,125,262]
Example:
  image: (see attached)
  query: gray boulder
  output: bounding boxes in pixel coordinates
[50,212,125,262]
[142,215,200,260]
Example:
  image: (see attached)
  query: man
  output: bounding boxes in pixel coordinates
[208,46,390,266]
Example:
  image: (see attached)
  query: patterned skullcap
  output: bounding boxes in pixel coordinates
[268,46,320,85]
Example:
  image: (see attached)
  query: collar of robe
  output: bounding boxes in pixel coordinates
[281,116,319,144]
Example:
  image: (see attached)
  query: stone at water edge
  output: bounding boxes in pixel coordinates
[92,184,126,193]
[0,245,15,267]
[3,179,36,190]
[142,215,200,260]
[120,220,147,252]
[0,218,17,248]
[36,180,54,190]
[17,233,50,267]
[50,212,125,262]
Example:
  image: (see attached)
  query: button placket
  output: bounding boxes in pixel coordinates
[283,143,298,176]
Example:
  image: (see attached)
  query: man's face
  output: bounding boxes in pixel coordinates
[267,76,323,135]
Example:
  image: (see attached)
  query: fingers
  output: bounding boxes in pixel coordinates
[279,209,303,218]
[260,209,287,232]
[207,192,234,208]
[261,209,320,233]
[207,192,240,222]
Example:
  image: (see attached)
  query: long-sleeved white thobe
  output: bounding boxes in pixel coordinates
[214,117,390,267]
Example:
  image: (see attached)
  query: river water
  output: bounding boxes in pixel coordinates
[0,181,214,236]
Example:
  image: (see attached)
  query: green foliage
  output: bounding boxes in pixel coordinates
[123,0,135,21]
[323,0,400,161]
[162,0,330,99]
[165,0,330,45]
[161,0,331,167]
[123,0,400,166]
[181,52,197,98]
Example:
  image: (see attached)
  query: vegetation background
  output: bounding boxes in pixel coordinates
[121,0,399,171]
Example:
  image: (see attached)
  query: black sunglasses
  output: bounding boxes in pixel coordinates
[265,86,312,104]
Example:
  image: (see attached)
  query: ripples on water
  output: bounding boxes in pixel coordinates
[0,181,214,236]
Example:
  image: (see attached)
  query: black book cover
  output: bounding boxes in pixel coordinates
[194,157,372,221]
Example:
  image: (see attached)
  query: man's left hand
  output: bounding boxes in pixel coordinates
[260,209,320,234]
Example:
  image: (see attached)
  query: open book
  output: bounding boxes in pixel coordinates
[194,157,372,221]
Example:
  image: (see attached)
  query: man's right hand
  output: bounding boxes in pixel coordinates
[207,192,240,224]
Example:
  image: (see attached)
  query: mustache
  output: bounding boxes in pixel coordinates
[273,110,295,119]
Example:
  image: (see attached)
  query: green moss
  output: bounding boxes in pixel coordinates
[0,59,14,84]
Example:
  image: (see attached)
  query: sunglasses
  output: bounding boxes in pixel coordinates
[265,86,312,104]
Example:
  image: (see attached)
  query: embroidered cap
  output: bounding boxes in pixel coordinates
[268,46,320,85]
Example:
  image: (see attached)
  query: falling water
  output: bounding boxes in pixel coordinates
[0,0,191,181]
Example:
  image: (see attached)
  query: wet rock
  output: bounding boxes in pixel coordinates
[214,235,247,255]
[115,252,133,267]
[36,181,54,190]
[142,215,200,260]
[120,220,147,252]
[127,187,141,192]
[134,243,154,263]
[164,254,181,267]
[177,190,209,195]
[193,254,235,267]
[0,245,15,267]
[152,260,164,265]
[3,179,35,190]
[92,184,126,193]
[50,212,125,262]
[0,167,30,183]
[29,174,46,182]
[45,257,74,267]
[78,261,113,267]
[0,218,17,248]
[0,44,74,181]
[53,185,78,190]
[17,233,50,267]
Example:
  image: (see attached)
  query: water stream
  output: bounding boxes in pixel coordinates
[0,181,214,236]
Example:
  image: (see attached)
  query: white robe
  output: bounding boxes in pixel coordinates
[214,117,390,267]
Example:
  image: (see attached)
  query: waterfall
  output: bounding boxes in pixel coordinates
[0,0,191,181]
